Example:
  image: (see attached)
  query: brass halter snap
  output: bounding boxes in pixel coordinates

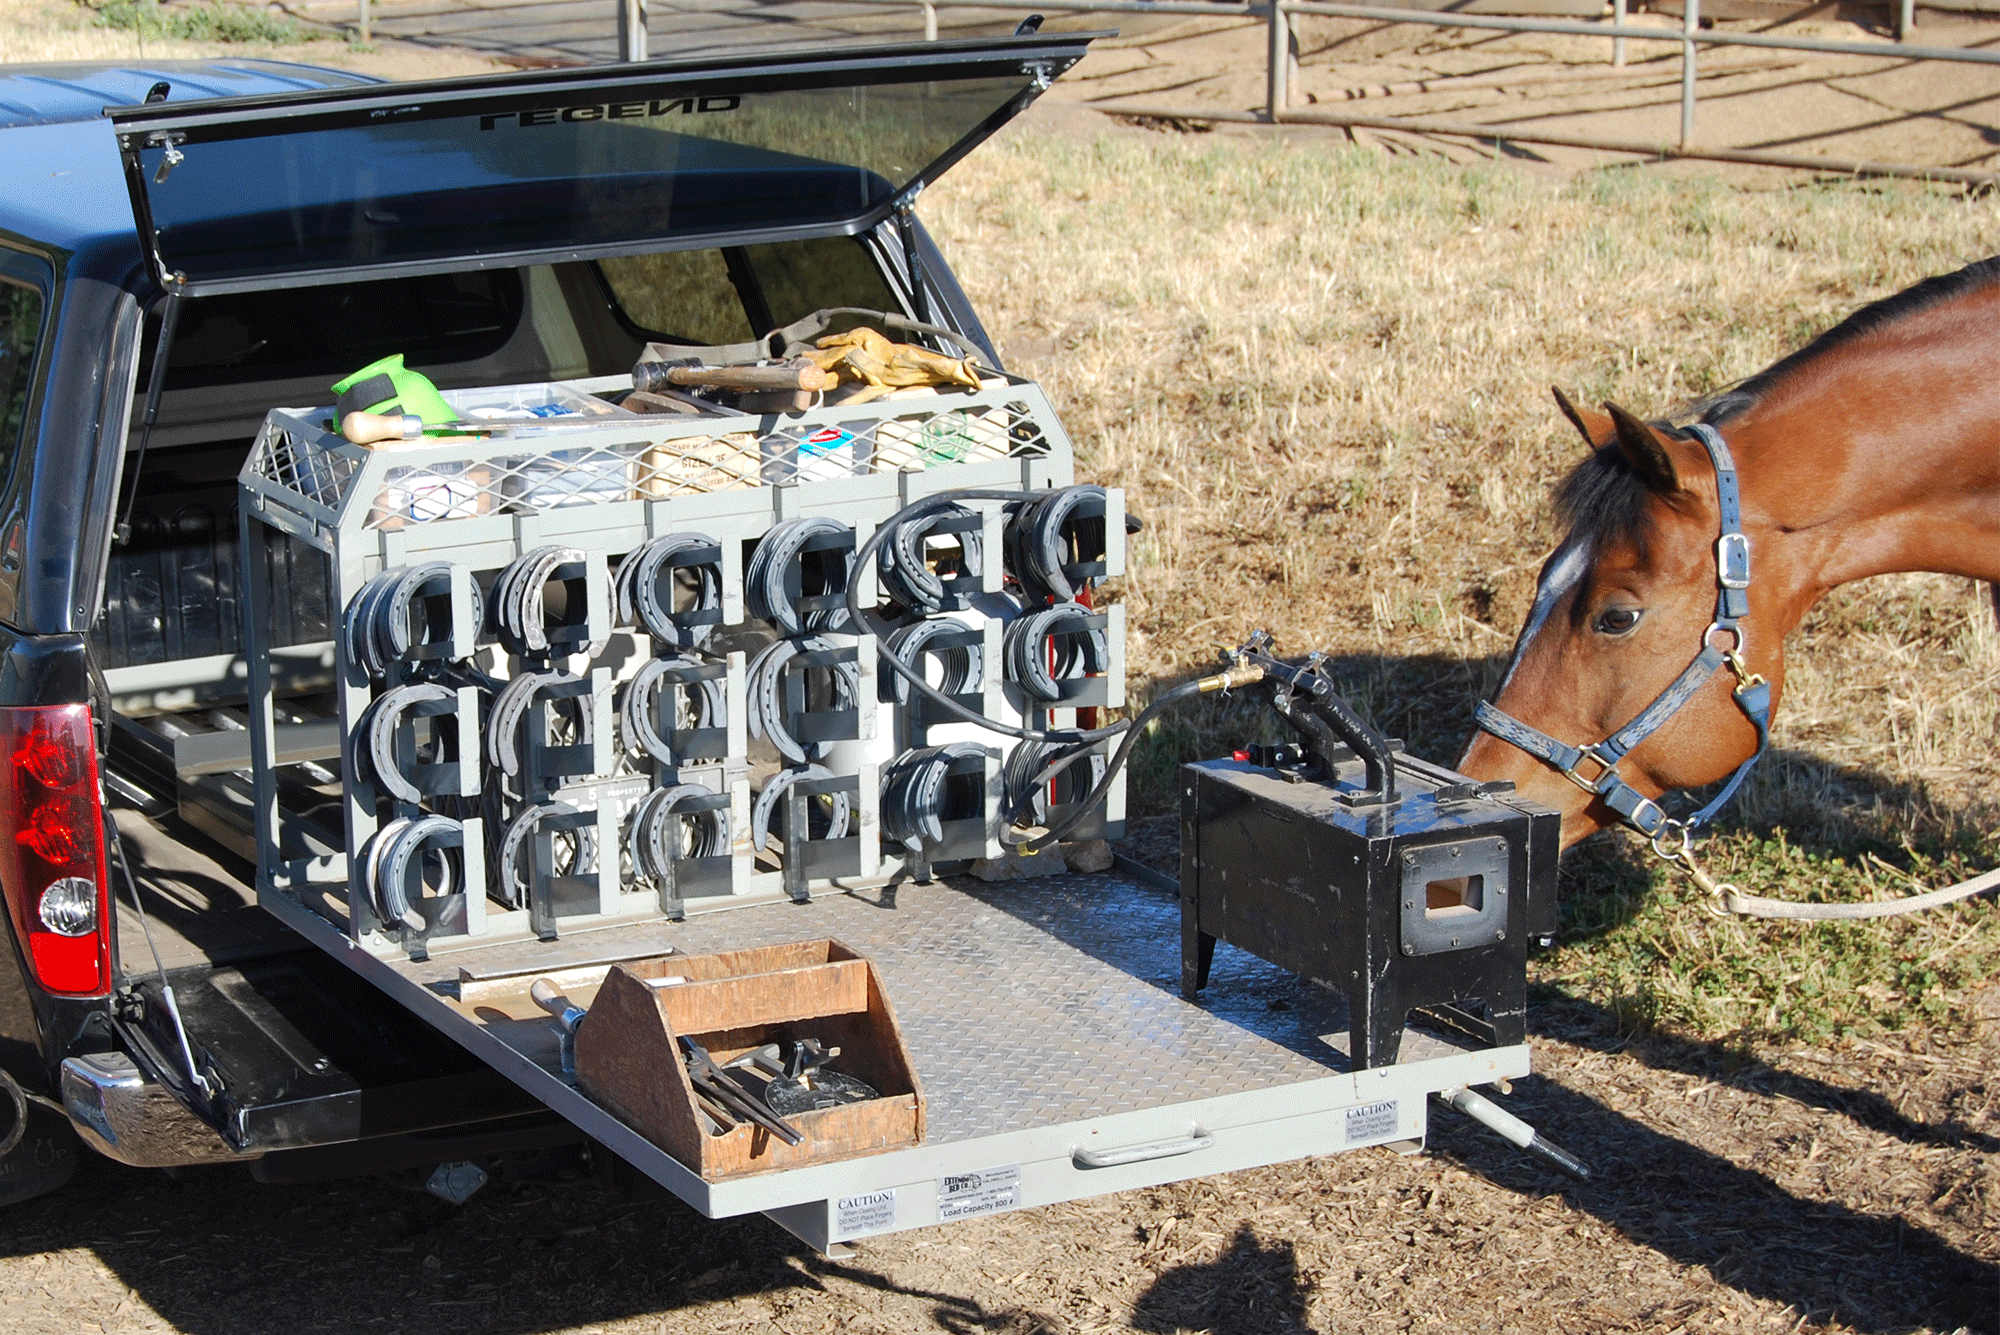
[1705,622,1767,695]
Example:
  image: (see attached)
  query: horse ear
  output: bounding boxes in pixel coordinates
[1604,401,1684,493]
[1551,386,1613,449]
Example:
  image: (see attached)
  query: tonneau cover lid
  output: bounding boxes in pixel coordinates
[106,36,1091,297]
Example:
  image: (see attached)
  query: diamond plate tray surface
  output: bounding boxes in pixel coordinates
[642,874,1467,1145]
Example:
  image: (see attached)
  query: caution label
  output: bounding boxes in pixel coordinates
[1344,1100,1400,1145]
[834,1188,897,1237]
[936,1164,1022,1222]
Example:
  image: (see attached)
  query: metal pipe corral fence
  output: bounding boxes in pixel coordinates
[699,0,1997,185]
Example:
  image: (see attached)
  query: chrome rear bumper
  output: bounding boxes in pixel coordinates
[60,1052,257,1168]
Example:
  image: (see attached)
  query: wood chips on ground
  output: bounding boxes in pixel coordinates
[0,999,1991,1334]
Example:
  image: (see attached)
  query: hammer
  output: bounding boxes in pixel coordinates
[631,357,835,396]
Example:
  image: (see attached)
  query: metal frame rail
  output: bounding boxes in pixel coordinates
[329,0,1988,180]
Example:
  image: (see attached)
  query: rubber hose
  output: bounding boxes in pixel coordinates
[752,764,851,853]
[1021,678,1209,852]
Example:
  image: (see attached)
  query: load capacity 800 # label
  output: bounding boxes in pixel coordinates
[936,1164,1021,1222]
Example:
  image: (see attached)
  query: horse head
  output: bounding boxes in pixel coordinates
[1458,388,1780,849]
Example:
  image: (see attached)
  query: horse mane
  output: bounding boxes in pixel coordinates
[1551,255,2000,556]
[1699,254,2000,425]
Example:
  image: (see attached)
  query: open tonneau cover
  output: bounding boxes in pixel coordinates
[105,36,1092,295]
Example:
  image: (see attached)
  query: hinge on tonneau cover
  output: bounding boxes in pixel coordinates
[144,131,185,185]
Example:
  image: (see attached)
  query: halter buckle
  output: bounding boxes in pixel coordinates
[1560,746,1616,795]
[1715,532,1750,589]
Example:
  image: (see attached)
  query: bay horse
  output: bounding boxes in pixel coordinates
[1459,257,2000,852]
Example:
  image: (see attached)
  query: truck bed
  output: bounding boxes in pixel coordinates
[260,867,1530,1249]
[112,800,300,972]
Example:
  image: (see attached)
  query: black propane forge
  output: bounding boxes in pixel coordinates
[1169,633,1588,1179]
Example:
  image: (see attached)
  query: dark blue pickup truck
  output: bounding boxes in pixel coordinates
[0,43,1537,1247]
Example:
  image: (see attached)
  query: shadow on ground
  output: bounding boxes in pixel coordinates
[3,993,1991,1335]
[1499,995,1999,1335]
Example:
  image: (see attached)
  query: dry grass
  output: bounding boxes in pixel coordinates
[0,0,273,61]
[927,130,2000,1045]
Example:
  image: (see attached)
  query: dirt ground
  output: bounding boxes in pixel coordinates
[1,7,1997,1334]
[0,1002,1993,1334]
[1031,7,2000,184]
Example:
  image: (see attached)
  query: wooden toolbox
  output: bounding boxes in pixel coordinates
[574,939,924,1180]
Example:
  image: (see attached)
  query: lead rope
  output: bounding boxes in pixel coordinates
[1655,821,2000,921]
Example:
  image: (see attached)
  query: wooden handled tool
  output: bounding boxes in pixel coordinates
[632,358,835,396]
[340,411,551,446]
[341,411,425,445]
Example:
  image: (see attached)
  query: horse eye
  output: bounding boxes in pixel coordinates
[1595,607,1642,636]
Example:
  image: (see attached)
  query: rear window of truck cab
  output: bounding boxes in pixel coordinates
[595,236,896,346]
[0,258,48,469]
[140,235,898,390]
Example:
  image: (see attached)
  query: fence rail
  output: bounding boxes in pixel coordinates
[336,0,1994,183]
[805,0,1998,182]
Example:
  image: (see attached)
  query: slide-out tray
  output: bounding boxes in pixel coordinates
[260,870,1529,1250]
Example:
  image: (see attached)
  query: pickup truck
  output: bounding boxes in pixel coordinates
[0,42,1543,1247]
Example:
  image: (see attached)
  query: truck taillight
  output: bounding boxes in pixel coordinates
[0,706,109,997]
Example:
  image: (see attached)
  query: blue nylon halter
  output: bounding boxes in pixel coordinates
[1474,422,1773,843]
